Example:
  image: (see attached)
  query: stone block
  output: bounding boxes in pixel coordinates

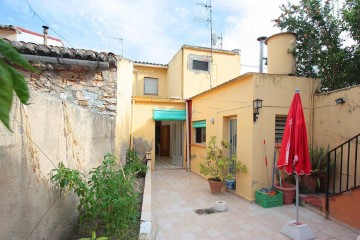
[76,91,85,101]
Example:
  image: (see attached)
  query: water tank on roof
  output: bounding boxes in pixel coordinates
[265,32,296,75]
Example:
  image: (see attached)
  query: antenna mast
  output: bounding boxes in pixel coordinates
[196,0,213,88]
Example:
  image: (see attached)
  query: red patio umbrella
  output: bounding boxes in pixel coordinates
[277,89,311,224]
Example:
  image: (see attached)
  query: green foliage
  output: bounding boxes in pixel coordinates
[79,231,108,240]
[124,149,148,177]
[51,153,140,239]
[274,0,360,90]
[309,145,331,176]
[199,136,247,182]
[0,39,37,130]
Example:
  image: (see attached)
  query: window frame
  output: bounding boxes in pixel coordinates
[195,127,206,144]
[188,54,211,73]
[144,77,159,95]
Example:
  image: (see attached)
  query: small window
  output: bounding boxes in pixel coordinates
[195,127,206,144]
[275,115,287,144]
[193,60,209,71]
[144,77,158,95]
[188,54,211,72]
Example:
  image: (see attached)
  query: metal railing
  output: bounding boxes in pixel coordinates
[326,133,360,212]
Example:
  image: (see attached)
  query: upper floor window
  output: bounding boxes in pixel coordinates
[144,77,158,95]
[188,54,211,73]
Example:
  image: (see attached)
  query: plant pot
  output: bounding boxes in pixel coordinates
[225,179,236,190]
[208,179,223,195]
[301,175,317,193]
[275,183,296,204]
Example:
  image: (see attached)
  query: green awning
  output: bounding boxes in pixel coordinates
[192,120,206,128]
[153,109,186,121]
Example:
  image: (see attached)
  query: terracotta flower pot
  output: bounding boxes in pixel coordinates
[208,179,223,195]
[275,183,296,204]
[301,175,317,193]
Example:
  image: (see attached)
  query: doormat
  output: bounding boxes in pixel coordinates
[194,207,221,215]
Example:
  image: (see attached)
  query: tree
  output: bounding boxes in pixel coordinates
[274,0,360,90]
[0,39,37,130]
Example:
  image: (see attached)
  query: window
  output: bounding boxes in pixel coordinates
[193,60,209,71]
[195,128,206,144]
[275,115,287,144]
[144,77,158,95]
[188,54,211,72]
[193,120,206,144]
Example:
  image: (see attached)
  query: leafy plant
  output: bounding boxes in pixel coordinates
[51,153,140,239]
[79,231,108,240]
[274,0,360,91]
[199,136,247,182]
[309,145,332,176]
[124,149,148,177]
[0,39,38,130]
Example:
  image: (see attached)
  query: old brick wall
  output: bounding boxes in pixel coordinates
[21,61,118,115]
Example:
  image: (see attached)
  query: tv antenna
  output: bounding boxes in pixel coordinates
[212,32,223,49]
[111,36,124,57]
[195,0,214,88]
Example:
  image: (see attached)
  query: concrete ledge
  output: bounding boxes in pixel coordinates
[139,160,158,239]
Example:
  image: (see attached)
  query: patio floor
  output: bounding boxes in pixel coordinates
[151,169,359,240]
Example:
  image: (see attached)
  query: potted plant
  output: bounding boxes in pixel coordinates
[225,173,236,191]
[199,136,247,194]
[303,145,331,193]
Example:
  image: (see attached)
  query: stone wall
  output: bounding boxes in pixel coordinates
[0,58,120,239]
[0,91,116,239]
[20,61,118,116]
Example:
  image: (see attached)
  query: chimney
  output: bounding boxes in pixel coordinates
[257,36,267,73]
[265,32,296,75]
[42,25,49,45]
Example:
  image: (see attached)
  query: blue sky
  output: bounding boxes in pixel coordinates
[0,0,298,73]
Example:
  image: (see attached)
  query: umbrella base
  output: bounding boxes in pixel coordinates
[281,220,315,240]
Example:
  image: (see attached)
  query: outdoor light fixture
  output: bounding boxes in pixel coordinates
[253,98,263,122]
[335,97,346,104]
[145,152,151,161]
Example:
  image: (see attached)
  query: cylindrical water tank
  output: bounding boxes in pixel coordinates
[265,32,296,75]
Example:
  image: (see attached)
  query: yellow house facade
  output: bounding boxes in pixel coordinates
[130,45,241,170]
[190,73,319,201]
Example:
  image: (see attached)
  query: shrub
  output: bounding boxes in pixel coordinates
[51,153,140,239]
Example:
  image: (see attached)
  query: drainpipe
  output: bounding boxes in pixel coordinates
[42,25,49,45]
[257,36,267,73]
[186,100,190,171]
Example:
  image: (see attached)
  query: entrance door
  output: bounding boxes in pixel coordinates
[172,122,183,167]
[160,125,170,156]
[229,119,237,174]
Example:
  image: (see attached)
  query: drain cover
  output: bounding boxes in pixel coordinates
[195,208,217,215]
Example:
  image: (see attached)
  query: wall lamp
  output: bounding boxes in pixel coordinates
[253,98,263,122]
[335,97,346,105]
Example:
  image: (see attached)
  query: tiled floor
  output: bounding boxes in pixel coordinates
[155,155,183,170]
[151,169,359,240]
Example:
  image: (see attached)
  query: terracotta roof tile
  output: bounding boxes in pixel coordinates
[3,39,120,65]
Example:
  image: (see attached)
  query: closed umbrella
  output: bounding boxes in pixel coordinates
[277,89,315,239]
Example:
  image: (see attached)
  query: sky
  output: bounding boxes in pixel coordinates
[0,0,299,74]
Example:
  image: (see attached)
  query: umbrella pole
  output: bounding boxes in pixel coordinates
[295,174,299,224]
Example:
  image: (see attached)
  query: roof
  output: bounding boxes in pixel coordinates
[134,61,168,68]
[3,38,119,64]
[0,24,18,32]
[0,25,62,42]
[182,44,240,55]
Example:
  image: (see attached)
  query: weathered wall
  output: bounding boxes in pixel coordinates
[0,91,115,239]
[21,61,118,116]
[115,59,133,164]
[313,85,360,149]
